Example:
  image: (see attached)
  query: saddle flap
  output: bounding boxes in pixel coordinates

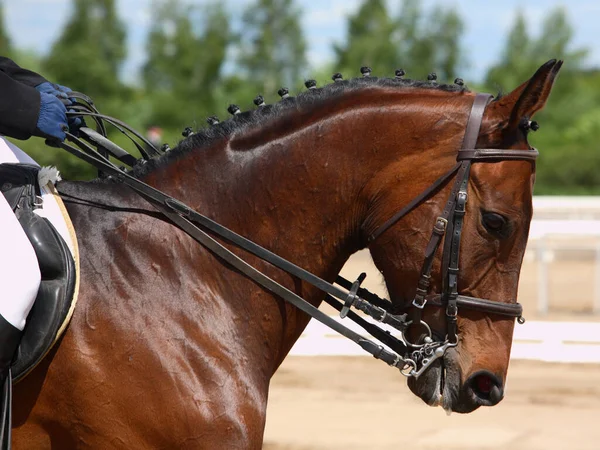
[12,211,77,383]
[0,163,38,211]
[0,163,79,383]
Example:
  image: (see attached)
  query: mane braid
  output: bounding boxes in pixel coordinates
[132,76,470,178]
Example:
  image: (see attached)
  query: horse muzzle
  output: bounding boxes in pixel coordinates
[406,347,505,413]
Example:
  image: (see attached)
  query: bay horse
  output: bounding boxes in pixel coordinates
[14,60,561,448]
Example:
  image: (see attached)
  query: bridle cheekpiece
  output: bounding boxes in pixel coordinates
[366,93,537,376]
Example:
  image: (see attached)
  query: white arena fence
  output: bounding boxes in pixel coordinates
[528,196,600,315]
[290,197,600,363]
[290,317,600,364]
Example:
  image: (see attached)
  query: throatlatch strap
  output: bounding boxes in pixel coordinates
[368,162,461,242]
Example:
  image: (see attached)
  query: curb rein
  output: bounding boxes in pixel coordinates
[55,92,537,379]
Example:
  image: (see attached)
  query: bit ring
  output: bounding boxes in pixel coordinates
[401,320,433,348]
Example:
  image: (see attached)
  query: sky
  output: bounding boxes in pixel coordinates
[5,0,600,84]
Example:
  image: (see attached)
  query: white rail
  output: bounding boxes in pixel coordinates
[290,318,600,364]
[300,198,600,364]
[527,231,600,315]
[527,197,600,314]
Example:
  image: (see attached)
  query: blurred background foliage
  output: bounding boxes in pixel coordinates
[0,0,598,193]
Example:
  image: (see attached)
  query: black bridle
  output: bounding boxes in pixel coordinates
[366,94,536,372]
[54,92,536,379]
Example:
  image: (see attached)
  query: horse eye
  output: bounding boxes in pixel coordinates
[481,212,508,235]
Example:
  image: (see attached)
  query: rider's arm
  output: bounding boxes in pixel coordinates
[0,56,47,87]
[0,69,42,140]
[0,57,74,141]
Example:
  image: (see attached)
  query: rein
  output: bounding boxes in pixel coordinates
[53,92,536,379]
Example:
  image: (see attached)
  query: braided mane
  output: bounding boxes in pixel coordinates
[133,74,470,177]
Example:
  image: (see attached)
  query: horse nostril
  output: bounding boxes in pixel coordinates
[466,371,504,406]
[489,385,502,404]
[475,374,492,394]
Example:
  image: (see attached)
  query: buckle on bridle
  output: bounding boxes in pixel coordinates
[412,296,427,309]
[433,217,448,234]
[446,303,458,317]
[455,191,467,214]
[340,272,367,318]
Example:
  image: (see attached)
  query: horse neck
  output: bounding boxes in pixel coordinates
[141,89,467,361]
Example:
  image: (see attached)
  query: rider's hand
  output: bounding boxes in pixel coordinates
[35,81,72,106]
[36,82,84,134]
[34,92,68,142]
[67,109,84,136]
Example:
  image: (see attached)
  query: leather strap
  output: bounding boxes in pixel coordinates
[426,295,523,318]
[323,294,407,354]
[445,167,470,343]
[78,127,139,167]
[456,295,523,317]
[440,161,469,292]
[368,162,461,242]
[461,94,492,149]
[369,93,494,244]
[56,136,409,367]
[151,195,404,366]
[458,148,539,161]
[444,94,489,342]
[402,93,530,342]
[408,161,468,328]
[413,217,448,307]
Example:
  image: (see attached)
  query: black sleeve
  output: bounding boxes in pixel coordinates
[0,69,41,140]
[0,56,47,88]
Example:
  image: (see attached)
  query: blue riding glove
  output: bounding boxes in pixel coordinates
[35,92,68,141]
[36,81,83,133]
[66,109,84,135]
[35,81,72,105]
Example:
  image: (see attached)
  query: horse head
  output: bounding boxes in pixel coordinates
[366,60,562,413]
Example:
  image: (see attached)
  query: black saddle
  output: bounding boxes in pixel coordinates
[0,163,77,382]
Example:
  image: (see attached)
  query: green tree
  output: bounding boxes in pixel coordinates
[143,0,231,128]
[486,12,534,92]
[237,0,307,101]
[43,0,126,99]
[486,7,586,97]
[486,7,597,194]
[334,0,464,81]
[0,1,11,56]
[15,0,128,180]
[428,7,463,80]
[333,0,400,77]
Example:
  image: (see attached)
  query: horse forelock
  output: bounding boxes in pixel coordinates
[132,76,470,178]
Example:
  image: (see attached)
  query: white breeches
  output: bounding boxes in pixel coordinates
[0,137,41,330]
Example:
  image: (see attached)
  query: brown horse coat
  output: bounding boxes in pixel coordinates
[14,61,561,449]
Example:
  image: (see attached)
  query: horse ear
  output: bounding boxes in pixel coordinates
[491,59,563,125]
